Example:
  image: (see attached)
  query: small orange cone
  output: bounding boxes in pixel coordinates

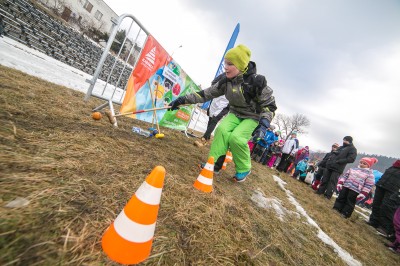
[290,167,295,176]
[193,156,214,193]
[221,150,233,170]
[102,166,165,265]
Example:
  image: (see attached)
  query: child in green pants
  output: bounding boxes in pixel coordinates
[169,44,277,182]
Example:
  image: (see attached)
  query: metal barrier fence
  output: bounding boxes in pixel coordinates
[83,13,208,134]
[84,14,149,126]
[0,0,134,88]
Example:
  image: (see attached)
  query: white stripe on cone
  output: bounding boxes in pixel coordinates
[204,163,214,171]
[114,209,156,243]
[197,175,213,186]
[135,182,162,205]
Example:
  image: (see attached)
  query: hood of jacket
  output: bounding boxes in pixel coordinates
[244,61,257,78]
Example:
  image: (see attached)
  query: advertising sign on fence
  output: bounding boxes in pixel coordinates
[120,35,201,130]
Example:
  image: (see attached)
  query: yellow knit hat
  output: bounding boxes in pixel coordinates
[224,44,251,72]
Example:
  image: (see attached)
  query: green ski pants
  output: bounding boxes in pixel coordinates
[209,113,258,173]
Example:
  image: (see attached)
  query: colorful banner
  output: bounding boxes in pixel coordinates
[120,35,201,131]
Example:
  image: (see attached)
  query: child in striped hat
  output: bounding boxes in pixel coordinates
[333,157,377,218]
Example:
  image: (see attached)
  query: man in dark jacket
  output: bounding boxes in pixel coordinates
[317,136,357,199]
[366,160,400,239]
[312,143,339,190]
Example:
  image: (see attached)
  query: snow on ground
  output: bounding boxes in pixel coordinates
[0,37,125,103]
[354,206,371,221]
[0,36,208,132]
[251,190,300,221]
[271,175,362,266]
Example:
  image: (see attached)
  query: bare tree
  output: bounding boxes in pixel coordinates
[273,113,310,139]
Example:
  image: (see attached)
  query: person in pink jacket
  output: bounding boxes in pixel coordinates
[333,157,377,218]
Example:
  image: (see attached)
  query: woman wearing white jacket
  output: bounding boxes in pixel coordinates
[276,132,299,172]
[198,94,230,146]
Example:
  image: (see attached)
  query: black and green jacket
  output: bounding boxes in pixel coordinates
[184,61,277,122]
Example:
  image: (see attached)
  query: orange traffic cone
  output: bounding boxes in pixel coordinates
[193,156,214,193]
[102,166,165,265]
[221,150,233,170]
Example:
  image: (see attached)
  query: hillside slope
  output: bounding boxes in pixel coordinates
[1,65,398,265]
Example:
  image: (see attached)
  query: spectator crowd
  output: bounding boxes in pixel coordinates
[247,129,400,255]
[168,43,400,256]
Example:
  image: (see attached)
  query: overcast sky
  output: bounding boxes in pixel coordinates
[104,0,400,158]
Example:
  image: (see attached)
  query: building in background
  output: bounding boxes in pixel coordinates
[38,0,117,34]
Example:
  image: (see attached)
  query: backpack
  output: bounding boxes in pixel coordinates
[214,72,277,113]
[242,74,266,103]
[213,73,266,104]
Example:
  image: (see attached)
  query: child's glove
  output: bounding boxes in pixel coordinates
[356,192,368,201]
[336,184,343,192]
[168,97,186,110]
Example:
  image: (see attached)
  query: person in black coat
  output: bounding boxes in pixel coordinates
[312,143,339,190]
[366,160,400,239]
[316,136,357,199]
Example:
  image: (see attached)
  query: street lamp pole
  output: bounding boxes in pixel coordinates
[171,44,183,57]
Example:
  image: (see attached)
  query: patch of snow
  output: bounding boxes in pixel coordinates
[5,197,30,208]
[0,37,125,103]
[272,175,362,266]
[251,190,299,221]
[353,209,370,220]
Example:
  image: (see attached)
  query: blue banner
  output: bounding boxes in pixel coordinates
[200,23,240,109]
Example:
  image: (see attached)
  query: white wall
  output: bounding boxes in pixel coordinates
[40,0,118,34]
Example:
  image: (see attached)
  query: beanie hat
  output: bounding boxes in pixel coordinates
[269,125,276,130]
[360,157,378,168]
[224,44,251,72]
[343,136,353,143]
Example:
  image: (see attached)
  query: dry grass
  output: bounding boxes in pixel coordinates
[0,65,398,265]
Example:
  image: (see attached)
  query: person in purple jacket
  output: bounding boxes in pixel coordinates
[333,157,377,218]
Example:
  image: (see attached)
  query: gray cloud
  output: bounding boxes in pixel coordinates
[181,0,400,95]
